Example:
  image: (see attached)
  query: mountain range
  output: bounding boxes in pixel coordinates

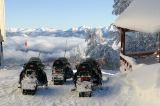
[6,26,109,38]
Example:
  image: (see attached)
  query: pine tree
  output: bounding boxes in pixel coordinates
[112,0,133,15]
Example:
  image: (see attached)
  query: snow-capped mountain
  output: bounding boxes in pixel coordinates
[6,26,109,38]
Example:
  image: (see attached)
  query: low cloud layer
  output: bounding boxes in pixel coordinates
[3,35,86,65]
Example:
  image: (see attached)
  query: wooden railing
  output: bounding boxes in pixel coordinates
[126,50,160,63]
[120,56,132,72]
[120,50,160,72]
[126,51,155,57]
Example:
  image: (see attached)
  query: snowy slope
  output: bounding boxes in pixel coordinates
[0,67,122,106]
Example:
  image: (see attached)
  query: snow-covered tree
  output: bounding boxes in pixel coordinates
[85,29,120,69]
[87,43,119,69]
[112,0,133,15]
[68,44,86,69]
[85,28,104,56]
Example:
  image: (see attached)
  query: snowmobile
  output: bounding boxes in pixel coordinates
[74,58,102,97]
[76,70,92,97]
[21,68,38,95]
[19,57,48,95]
[52,57,73,85]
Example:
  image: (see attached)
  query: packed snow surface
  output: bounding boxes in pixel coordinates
[0,63,160,106]
[0,67,121,106]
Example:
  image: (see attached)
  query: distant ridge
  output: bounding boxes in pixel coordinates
[6,26,109,38]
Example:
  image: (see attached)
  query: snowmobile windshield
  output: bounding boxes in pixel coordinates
[28,57,43,66]
[25,62,38,70]
[29,57,41,62]
[77,63,91,75]
[77,63,91,72]
[58,57,68,63]
[53,60,64,68]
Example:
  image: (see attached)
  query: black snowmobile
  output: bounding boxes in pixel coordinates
[52,57,73,85]
[74,58,102,97]
[19,57,48,95]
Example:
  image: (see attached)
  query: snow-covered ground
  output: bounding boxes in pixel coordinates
[125,63,160,106]
[0,66,120,106]
[1,62,160,106]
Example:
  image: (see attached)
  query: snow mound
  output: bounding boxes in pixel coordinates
[127,63,160,89]
[121,63,160,106]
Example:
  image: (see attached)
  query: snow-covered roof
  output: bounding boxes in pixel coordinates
[114,0,160,33]
[0,0,5,42]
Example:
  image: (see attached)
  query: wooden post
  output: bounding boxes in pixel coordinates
[157,32,160,63]
[0,42,3,66]
[120,28,126,55]
[0,29,3,66]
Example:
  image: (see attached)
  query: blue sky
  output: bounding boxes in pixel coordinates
[5,0,116,29]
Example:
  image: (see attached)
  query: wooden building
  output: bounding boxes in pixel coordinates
[114,0,160,71]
